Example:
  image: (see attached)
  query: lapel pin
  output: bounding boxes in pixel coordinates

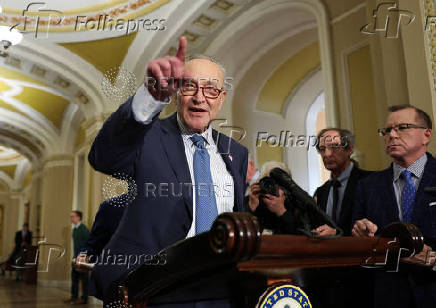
[429,202,436,207]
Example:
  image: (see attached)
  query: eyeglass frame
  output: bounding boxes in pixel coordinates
[378,123,428,136]
[317,143,350,153]
[179,80,223,99]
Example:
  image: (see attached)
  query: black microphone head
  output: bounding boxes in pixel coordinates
[269,167,293,187]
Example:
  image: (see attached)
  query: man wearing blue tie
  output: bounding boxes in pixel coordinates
[352,105,436,308]
[88,36,248,307]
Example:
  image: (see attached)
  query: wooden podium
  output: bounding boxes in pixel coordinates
[118,213,424,307]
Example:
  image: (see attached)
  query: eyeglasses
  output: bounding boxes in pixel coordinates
[378,123,427,136]
[317,144,346,153]
[180,82,223,99]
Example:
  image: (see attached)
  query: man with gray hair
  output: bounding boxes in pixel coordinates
[311,127,373,308]
[88,36,248,307]
[314,128,372,235]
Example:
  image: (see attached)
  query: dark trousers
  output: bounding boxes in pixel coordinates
[71,268,89,301]
[7,246,25,265]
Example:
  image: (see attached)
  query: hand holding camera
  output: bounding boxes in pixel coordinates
[262,188,287,216]
[249,175,287,216]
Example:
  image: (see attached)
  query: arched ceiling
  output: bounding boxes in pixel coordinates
[0,145,31,191]
[0,0,326,170]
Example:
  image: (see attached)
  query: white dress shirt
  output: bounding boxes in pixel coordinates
[392,154,427,221]
[132,85,234,237]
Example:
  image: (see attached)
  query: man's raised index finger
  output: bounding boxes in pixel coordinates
[176,36,187,62]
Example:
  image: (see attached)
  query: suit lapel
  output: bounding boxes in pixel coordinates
[383,166,400,221]
[160,114,193,219]
[338,166,358,225]
[212,130,243,212]
[317,184,329,212]
[414,153,436,214]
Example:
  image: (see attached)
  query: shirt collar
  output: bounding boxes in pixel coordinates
[331,162,354,184]
[73,221,82,228]
[393,153,427,182]
[177,113,214,147]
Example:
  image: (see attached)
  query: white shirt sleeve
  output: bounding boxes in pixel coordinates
[131,84,170,124]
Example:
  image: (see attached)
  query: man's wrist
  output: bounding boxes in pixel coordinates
[275,208,287,217]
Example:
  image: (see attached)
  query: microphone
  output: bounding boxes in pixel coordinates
[269,167,344,237]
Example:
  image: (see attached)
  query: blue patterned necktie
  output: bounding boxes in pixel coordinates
[190,134,218,234]
[401,170,415,223]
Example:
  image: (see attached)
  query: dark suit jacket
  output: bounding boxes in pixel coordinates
[73,223,89,258]
[80,195,126,259]
[14,230,32,247]
[315,165,372,235]
[353,153,436,307]
[88,98,248,304]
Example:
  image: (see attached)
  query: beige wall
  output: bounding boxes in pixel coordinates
[38,159,74,283]
[325,0,434,169]
[0,193,19,260]
[399,0,436,154]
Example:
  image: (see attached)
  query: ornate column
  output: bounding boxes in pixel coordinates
[37,156,74,286]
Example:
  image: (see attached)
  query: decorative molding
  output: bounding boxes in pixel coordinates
[423,0,436,95]
[281,66,322,118]
[0,134,38,163]
[4,56,22,69]
[194,14,218,30]
[1,55,91,110]
[43,157,74,170]
[30,65,47,78]
[341,40,370,132]
[1,0,171,34]
[210,0,236,14]
[331,3,367,24]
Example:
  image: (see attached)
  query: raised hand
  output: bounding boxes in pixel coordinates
[248,182,261,212]
[146,36,187,101]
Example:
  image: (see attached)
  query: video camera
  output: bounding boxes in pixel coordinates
[259,168,343,237]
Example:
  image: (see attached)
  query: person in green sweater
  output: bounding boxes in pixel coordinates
[64,210,89,305]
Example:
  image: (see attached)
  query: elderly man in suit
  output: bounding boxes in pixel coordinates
[353,105,436,308]
[88,36,248,307]
[314,128,372,236]
[307,128,373,308]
